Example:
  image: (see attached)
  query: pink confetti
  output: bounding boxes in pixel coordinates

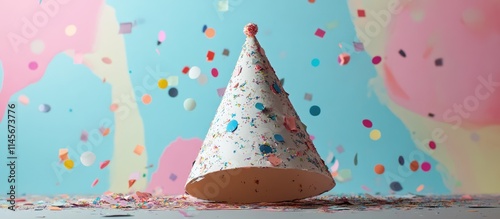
[372,56,382,65]
[217,87,226,97]
[284,116,297,132]
[309,135,315,140]
[91,179,99,187]
[100,160,110,169]
[421,162,432,172]
[178,210,192,217]
[336,145,344,154]
[268,154,282,166]
[362,185,372,192]
[362,119,373,128]
[119,22,133,34]
[80,130,88,142]
[315,28,326,38]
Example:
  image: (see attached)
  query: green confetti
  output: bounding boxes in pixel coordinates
[354,153,358,166]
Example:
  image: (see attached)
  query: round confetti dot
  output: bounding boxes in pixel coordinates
[183,98,196,111]
[398,156,405,165]
[65,25,77,36]
[28,61,38,70]
[63,159,74,169]
[421,161,431,172]
[30,40,45,54]
[259,144,273,154]
[416,184,425,192]
[390,181,403,192]
[310,105,321,116]
[374,164,385,174]
[362,119,372,128]
[80,151,96,167]
[18,95,29,105]
[369,129,381,141]
[311,58,320,67]
[168,87,178,97]
[110,103,118,112]
[428,141,436,150]
[198,74,208,85]
[102,57,112,64]
[205,27,216,38]
[211,68,219,77]
[410,160,419,171]
[274,134,284,142]
[372,56,382,65]
[255,102,265,111]
[158,78,168,89]
[227,120,238,132]
[38,104,51,113]
[142,94,152,104]
[308,0,315,3]
[188,66,201,79]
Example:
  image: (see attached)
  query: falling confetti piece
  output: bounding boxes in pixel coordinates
[167,76,179,86]
[128,179,136,188]
[311,58,320,67]
[217,87,226,97]
[357,9,366,17]
[222,49,230,56]
[304,93,312,101]
[182,66,190,74]
[102,57,112,64]
[30,39,45,54]
[353,42,364,51]
[18,95,30,105]
[100,160,110,169]
[435,58,443,66]
[398,156,405,165]
[338,53,351,65]
[198,74,208,85]
[183,98,196,111]
[421,161,432,172]
[362,119,372,128]
[372,56,382,65]
[110,103,119,112]
[410,160,419,171]
[28,61,38,70]
[38,104,51,112]
[59,149,68,161]
[416,184,425,192]
[370,129,381,141]
[80,130,88,142]
[361,185,372,192]
[119,22,133,34]
[205,27,216,38]
[354,153,358,166]
[399,49,407,57]
[142,94,152,104]
[80,151,96,166]
[169,87,178,97]
[315,28,326,38]
[227,120,238,132]
[374,164,385,174]
[330,159,339,172]
[169,173,178,181]
[134,145,145,155]
[211,68,219,77]
[390,181,403,192]
[207,50,215,61]
[326,152,334,164]
[336,145,344,153]
[92,179,99,187]
[157,30,166,45]
[158,78,168,89]
[268,154,282,166]
[429,141,436,149]
[100,127,110,136]
[188,66,201,79]
[65,24,77,36]
[63,159,74,169]
[309,105,321,116]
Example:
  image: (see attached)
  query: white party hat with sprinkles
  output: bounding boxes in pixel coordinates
[185,23,335,203]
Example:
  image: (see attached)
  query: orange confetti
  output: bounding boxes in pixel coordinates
[100,127,110,136]
[374,164,385,174]
[142,94,152,104]
[331,171,338,178]
[205,27,216,38]
[49,206,62,211]
[100,160,110,169]
[102,57,112,64]
[128,179,136,188]
[207,50,215,61]
[59,148,68,161]
[416,184,425,192]
[308,0,315,3]
[110,103,119,112]
[134,145,145,155]
[268,154,282,166]
[410,160,419,171]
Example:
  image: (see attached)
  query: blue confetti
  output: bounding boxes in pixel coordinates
[310,105,321,116]
[202,25,208,33]
[272,83,281,93]
[226,120,238,132]
[274,134,284,142]
[259,144,273,154]
[398,156,405,165]
[390,181,403,192]
[255,102,265,111]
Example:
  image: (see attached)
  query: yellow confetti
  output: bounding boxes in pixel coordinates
[158,78,168,89]
[370,129,381,141]
[63,159,74,169]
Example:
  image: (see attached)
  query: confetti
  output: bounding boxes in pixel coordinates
[326,152,334,164]
[399,49,406,57]
[335,169,352,182]
[158,78,168,89]
[80,130,88,142]
[268,154,282,166]
[182,66,190,74]
[353,42,364,51]
[91,179,99,187]
[119,22,133,34]
[336,145,344,154]
[311,58,320,67]
[222,49,230,56]
[169,173,178,181]
[65,24,77,36]
[369,129,381,141]
[110,103,118,112]
[357,9,366,17]
[421,162,432,172]
[100,127,110,136]
[416,184,425,192]
[374,164,385,174]
[102,57,112,64]
[309,105,321,116]
[429,141,436,150]
[198,74,208,85]
[304,93,312,101]
[80,151,96,167]
[59,149,68,161]
[207,50,215,61]
[38,104,51,112]
[362,119,372,128]
[372,56,382,65]
[100,160,110,169]
[217,87,226,97]
[227,120,238,132]
[142,94,152,104]
[398,156,405,165]
[134,145,145,155]
[202,24,208,33]
[315,28,326,38]
[354,153,358,166]
[470,132,480,142]
[211,68,219,77]
[157,30,166,45]
[217,0,229,12]
[255,102,265,110]
[63,159,74,169]
[188,66,201,79]
[410,160,419,171]
[435,58,443,66]
[167,76,179,86]
[205,27,216,38]
[338,53,350,65]
[128,179,136,188]
[30,39,45,54]
[184,98,196,111]
[18,95,30,105]
[168,88,178,97]
[390,181,403,192]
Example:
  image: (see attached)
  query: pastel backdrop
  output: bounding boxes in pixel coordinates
[0,0,499,196]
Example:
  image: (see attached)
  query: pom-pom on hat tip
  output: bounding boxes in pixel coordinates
[244,23,258,37]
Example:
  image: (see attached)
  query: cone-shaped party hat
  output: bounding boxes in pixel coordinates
[185,23,335,203]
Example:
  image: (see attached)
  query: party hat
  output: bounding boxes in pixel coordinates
[185,23,335,203]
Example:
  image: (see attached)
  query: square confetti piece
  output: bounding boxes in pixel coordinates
[222,48,230,56]
[336,145,344,154]
[353,42,365,51]
[304,93,313,101]
[357,9,366,17]
[167,76,179,86]
[315,28,326,38]
[119,22,133,34]
[182,66,190,74]
[169,173,177,181]
[134,145,145,155]
[59,148,68,161]
[217,87,226,97]
[207,50,215,61]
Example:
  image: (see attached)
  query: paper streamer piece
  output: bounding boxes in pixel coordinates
[185,23,335,204]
